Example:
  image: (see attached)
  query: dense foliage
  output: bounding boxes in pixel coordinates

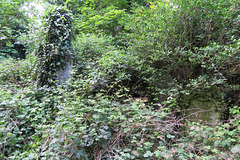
[36,6,74,88]
[0,0,29,59]
[1,0,240,159]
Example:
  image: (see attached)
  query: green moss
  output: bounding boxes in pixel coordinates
[182,86,224,125]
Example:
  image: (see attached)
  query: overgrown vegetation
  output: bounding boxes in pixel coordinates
[1,0,240,159]
[0,0,29,59]
[36,6,73,88]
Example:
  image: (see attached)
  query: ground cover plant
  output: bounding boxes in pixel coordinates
[0,0,240,159]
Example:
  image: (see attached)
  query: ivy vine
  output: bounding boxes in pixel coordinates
[36,7,74,88]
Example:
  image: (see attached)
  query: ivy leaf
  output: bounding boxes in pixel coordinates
[167,134,175,138]
[211,148,218,154]
[143,151,153,157]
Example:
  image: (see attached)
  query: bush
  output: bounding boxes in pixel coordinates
[73,34,115,67]
[0,55,36,86]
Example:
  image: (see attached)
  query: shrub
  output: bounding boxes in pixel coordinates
[0,55,36,86]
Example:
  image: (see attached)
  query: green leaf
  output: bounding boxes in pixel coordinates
[143,151,153,157]
[211,148,218,154]
[92,114,99,119]
[167,134,175,138]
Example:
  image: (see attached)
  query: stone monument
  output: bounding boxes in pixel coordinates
[36,7,74,88]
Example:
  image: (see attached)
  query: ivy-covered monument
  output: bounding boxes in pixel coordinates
[36,7,74,88]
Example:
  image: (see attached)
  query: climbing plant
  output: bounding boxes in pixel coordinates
[36,7,74,88]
